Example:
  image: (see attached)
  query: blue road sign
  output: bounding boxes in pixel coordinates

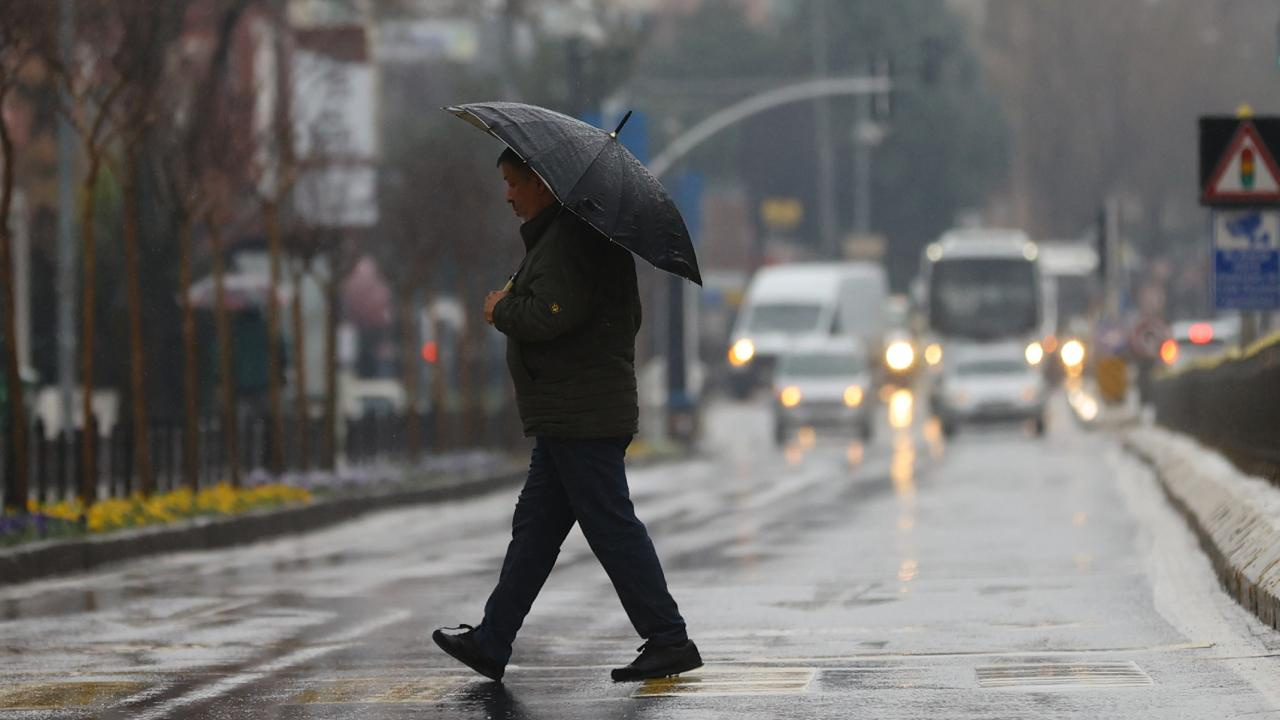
[1213,209,1280,310]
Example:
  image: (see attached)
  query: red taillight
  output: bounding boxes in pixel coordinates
[1188,323,1213,345]
[1160,339,1179,365]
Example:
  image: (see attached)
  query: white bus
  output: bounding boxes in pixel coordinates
[914,228,1047,369]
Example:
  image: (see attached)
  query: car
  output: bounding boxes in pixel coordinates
[771,340,875,446]
[1160,316,1241,371]
[930,343,1047,437]
[726,262,887,397]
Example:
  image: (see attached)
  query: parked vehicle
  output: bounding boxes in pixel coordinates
[726,262,887,397]
[1160,316,1241,370]
[930,342,1047,437]
[772,339,875,446]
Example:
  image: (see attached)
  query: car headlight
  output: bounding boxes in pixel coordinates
[779,385,802,408]
[1025,341,1044,366]
[843,385,864,407]
[728,338,755,367]
[885,341,915,372]
[1060,339,1086,369]
[924,343,943,366]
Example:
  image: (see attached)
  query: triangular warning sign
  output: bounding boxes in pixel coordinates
[1203,121,1280,203]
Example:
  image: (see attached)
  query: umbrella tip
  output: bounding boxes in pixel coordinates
[610,110,633,139]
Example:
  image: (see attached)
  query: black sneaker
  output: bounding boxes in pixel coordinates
[432,624,505,682]
[611,639,703,682]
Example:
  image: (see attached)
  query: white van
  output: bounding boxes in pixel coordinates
[725,262,888,396]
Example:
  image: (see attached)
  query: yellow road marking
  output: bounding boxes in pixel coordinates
[0,681,147,710]
[634,667,815,698]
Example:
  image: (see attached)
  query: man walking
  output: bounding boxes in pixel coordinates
[432,148,701,683]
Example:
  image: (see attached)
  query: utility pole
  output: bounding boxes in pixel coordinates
[810,0,837,258]
[57,0,76,437]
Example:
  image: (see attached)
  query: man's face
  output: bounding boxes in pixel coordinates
[501,162,554,221]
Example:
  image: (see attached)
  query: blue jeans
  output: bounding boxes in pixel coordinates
[472,436,688,666]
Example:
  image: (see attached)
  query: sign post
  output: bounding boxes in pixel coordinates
[1199,114,1280,345]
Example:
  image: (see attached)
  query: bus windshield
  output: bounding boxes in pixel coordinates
[929,259,1038,339]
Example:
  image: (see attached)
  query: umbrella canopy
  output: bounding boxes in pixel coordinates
[445,101,702,286]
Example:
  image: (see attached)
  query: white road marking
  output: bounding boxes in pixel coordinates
[128,609,411,720]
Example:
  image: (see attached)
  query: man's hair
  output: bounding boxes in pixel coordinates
[496,147,529,172]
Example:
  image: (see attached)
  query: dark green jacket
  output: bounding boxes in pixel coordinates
[492,205,641,438]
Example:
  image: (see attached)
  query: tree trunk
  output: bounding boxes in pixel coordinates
[399,283,419,464]
[177,214,199,489]
[291,263,308,473]
[322,246,339,471]
[78,155,102,507]
[121,149,154,496]
[264,199,284,475]
[209,218,239,486]
[0,96,29,512]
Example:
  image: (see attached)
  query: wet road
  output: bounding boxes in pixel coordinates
[2,389,1279,718]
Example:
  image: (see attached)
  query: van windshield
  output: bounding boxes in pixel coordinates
[746,304,823,334]
[780,353,865,376]
[955,359,1028,376]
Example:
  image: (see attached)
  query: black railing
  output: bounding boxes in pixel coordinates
[1152,333,1280,486]
[2,402,523,507]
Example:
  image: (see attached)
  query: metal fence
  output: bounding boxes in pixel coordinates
[2,403,524,507]
[1151,334,1280,486]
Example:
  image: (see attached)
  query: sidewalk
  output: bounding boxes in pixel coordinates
[1124,423,1280,632]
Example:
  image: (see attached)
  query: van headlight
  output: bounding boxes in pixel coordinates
[1025,341,1044,366]
[728,338,755,367]
[924,343,943,366]
[843,385,864,407]
[1060,339,1086,369]
[779,385,802,408]
[885,341,915,372]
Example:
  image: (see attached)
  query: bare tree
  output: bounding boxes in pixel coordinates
[101,0,195,497]
[58,1,129,506]
[158,0,254,488]
[0,0,56,511]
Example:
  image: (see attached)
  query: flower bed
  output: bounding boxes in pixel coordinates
[1,483,312,547]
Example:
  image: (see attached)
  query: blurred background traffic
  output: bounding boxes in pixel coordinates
[1,0,1278,512]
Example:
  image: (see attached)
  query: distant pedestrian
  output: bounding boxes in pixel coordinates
[432,147,701,683]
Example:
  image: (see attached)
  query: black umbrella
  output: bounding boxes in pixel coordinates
[445,101,702,286]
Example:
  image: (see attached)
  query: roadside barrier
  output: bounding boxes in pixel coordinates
[1151,330,1280,486]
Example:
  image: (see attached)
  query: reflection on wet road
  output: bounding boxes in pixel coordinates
[2,387,1278,718]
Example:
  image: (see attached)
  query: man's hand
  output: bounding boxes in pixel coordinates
[484,290,509,325]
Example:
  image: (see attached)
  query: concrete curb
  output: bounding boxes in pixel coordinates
[1124,428,1280,631]
[0,468,526,587]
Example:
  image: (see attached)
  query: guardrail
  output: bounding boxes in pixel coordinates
[1151,331,1280,485]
